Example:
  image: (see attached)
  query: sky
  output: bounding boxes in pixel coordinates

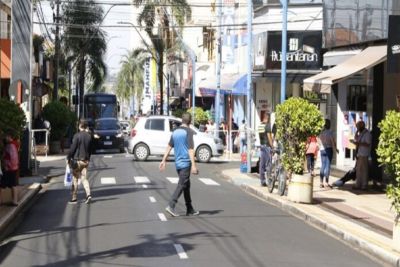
[33,2,143,79]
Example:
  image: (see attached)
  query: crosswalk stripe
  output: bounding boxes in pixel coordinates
[149,196,156,203]
[142,184,148,189]
[103,155,113,158]
[158,213,167,221]
[134,176,151,184]
[166,177,179,184]
[101,177,116,184]
[199,178,220,186]
[174,244,188,259]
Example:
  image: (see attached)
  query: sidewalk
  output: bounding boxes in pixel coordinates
[221,168,400,266]
[0,154,66,242]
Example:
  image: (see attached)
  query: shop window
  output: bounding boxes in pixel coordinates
[347,85,367,111]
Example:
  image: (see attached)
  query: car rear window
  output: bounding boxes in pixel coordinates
[145,119,165,131]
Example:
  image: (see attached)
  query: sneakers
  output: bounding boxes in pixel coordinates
[85,195,92,204]
[68,199,78,204]
[186,209,200,216]
[165,206,179,217]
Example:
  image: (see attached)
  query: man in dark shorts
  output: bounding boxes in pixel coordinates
[0,132,19,206]
[159,112,199,217]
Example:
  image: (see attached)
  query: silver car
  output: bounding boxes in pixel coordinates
[128,115,224,162]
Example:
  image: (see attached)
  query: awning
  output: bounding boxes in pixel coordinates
[198,73,247,96]
[303,45,387,93]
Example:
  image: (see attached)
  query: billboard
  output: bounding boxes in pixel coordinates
[266,31,322,70]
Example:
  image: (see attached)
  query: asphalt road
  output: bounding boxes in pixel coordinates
[0,153,381,267]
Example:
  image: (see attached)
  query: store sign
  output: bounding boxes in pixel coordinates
[387,15,400,73]
[266,31,322,70]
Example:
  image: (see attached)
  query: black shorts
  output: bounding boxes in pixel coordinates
[0,171,18,188]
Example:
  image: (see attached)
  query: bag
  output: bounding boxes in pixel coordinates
[64,164,72,187]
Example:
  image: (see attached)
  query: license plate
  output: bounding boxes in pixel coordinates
[104,141,112,145]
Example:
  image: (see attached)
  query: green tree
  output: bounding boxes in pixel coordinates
[187,107,208,127]
[275,97,325,175]
[132,0,191,115]
[63,0,107,113]
[377,111,400,215]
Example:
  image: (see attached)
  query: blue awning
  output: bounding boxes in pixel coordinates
[198,73,247,96]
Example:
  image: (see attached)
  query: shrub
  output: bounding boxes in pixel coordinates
[172,109,185,119]
[187,107,208,127]
[275,97,325,175]
[376,110,400,216]
[0,99,27,154]
[42,101,72,141]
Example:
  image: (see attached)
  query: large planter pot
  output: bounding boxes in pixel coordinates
[288,173,313,204]
[49,141,61,154]
[394,216,400,251]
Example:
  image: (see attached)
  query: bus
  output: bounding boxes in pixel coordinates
[83,93,119,128]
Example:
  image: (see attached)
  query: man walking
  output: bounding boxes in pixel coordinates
[67,120,92,204]
[159,112,199,217]
[258,114,274,187]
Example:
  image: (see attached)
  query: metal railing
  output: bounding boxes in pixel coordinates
[31,129,50,175]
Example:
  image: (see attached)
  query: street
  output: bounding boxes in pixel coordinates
[0,154,380,267]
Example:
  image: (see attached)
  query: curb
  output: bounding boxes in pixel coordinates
[0,183,42,242]
[221,171,400,267]
[43,172,65,183]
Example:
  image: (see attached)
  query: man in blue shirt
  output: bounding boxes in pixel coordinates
[159,112,199,217]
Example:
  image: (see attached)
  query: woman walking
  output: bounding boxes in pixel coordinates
[318,119,338,188]
[0,132,19,206]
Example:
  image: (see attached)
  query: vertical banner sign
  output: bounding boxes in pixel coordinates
[387,15,400,73]
[142,57,153,114]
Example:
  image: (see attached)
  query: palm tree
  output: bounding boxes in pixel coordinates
[63,0,107,114]
[132,0,191,115]
[116,48,147,109]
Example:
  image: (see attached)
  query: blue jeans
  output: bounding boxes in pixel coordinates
[259,145,272,185]
[320,148,333,183]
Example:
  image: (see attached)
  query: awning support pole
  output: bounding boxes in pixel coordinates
[246,0,253,173]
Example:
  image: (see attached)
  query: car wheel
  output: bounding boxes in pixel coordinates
[196,145,211,163]
[134,143,149,161]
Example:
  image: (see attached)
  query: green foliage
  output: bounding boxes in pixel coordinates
[42,101,72,141]
[186,107,208,127]
[172,109,185,119]
[376,110,400,215]
[275,97,325,175]
[0,99,27,154]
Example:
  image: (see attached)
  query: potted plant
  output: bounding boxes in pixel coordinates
[376,110,400,249]
[42,101,72,154]
[275,97,325,203]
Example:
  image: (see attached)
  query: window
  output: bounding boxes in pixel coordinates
[169,120,181,132]
[347,85,367,111]
[145,119,165,131]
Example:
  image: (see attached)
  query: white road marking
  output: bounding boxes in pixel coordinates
[101,177,116,184]
[149,196,156,203]
[199,178,220,186]
[134,176,151,184]
[158,213,167,221]
[103,155,113,158]
[166,177,179,184]
[174,244,188,259]
[142,184,148,189]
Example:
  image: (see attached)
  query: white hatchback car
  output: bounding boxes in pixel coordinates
[128,115,224,162]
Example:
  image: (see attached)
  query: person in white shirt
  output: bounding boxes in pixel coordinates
[352,121,372,190]
[239,120,247,154]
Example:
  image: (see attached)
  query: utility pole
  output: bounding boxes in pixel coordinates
[280,0,288,104]
[246,0,253,173]
[52,0,60,101]
[215,0,222,137]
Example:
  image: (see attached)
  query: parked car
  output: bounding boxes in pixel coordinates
[92,118,125,153]
[119,120,131,135]
[128,115,224,162]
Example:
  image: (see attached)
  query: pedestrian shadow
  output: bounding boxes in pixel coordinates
[28,232,203,267]
[195,209,224,215]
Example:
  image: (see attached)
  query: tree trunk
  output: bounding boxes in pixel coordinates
[158,51,164,115]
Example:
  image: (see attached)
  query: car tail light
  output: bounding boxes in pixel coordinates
[131,129,137,137]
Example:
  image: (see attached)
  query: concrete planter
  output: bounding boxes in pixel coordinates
[394,216,400,251]
[288,173,313,204]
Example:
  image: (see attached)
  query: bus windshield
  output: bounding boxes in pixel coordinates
[84,95,118,121]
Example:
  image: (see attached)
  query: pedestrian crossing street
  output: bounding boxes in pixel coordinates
[98,176,222,186]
